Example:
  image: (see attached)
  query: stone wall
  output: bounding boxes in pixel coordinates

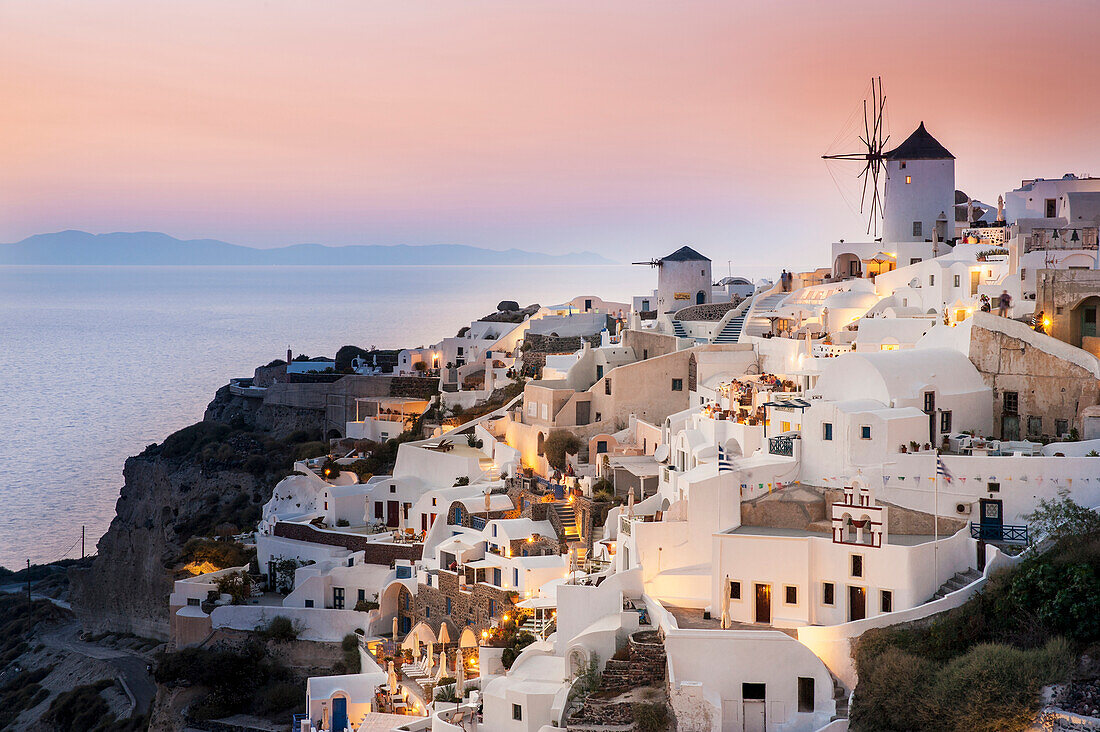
[412,569,516,635]
[672,301,740,322]
[622,329,677,360]
[272,523,423,563]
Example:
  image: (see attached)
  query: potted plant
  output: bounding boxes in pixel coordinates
[909,440,920,452]
[899,445,907,453]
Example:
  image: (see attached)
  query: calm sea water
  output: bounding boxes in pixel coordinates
[0,264,670,569]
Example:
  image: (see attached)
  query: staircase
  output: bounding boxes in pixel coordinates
[552,502,580,542]
[670,319,688,338]
[831,673,850,720]
[742,291,789,338]
[927,568,982,602]
[712,315,745,344]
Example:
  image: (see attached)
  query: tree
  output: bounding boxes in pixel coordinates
[544,430,583,471]
[1025,489,1100,542]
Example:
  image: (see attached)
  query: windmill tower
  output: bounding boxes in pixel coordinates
[634,246,712,315]
[881,122,955,245]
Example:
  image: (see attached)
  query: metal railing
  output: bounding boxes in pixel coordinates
[470,515,487,531]
[769,435,795,457]
[970,522,1029,544]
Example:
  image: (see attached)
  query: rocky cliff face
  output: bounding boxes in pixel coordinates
[69,387,323,640]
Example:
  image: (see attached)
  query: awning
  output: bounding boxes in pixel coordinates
[864,251,896,263]
[516,597,557,610]
[761,398,812,410]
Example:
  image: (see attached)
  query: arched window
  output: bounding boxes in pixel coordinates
[537,432,545,457]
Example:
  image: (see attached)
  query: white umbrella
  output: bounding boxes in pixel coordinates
[392,616,399,641]
[437,650,449,681]
[721,577,731,629]
[438,622,451,646]
[627,488,635,518]
[484,487,491,514]
[426,646,435,673]
[387,660,398,694]
[398,503,406,533]
[456,655,466,697]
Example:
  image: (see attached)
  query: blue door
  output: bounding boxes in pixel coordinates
[332,697,348,731]
[493,568,502,586]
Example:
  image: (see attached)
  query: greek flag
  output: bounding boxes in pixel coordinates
[718,445,735,473]
[936,455,954,483]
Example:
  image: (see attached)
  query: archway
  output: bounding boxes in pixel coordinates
[696,290,706,305]
[326,428,343,440]
[834,253,862,280]
[537,432,546,457]
[1070,295,1100,348]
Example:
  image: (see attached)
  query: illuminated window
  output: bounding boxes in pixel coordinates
[905,175,912,184]
[879,344,899,351]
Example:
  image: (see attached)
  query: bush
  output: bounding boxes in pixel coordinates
[215,571,253,605]
[1025,490,1100,543]
[155,643,297,721]
[544,430,583,471]
[354,599,379,612]
[632,701,670,732]
[434,683,459,702]
[340,633,361,674]
[296,441,328,460]
[256,616,302,642]
[43,679,114,732]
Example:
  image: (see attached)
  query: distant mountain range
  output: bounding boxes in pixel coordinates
[0,230,619,266]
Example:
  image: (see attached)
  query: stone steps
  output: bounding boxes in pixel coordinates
[927,568,982,602]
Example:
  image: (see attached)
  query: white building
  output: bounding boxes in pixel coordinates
[882,122,956,245]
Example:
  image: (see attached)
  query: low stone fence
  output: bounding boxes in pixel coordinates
[273,522,423,564]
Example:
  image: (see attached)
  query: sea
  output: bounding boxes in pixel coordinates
[0,264,669,569]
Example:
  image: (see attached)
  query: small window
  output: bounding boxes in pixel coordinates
[881,590,893,613]
[851,554,864,578]
[909,258,921,265]
[924,392,936,413]
[822,423,833,441]
[953,274,960,288]
[432,497,437,506]
[913,221,923,237]
[822,582,835,606]
[928,273,934,286]
[596,440,608,454]
[940,411,952,433]
[324,501,328,510]
[446,597,452,614]
[798,677,815,713]
[425,606,431,618]
[671,378,683,392]
[988,482,1000,493]
[905,175,912,184]
[730,581,742,600]
[1055,419,1069,437]
[1046,198,1057,218]
[1003,391,1018,415]
[860,425,871,440]
[347,557,354,567]
[605,378,611,395]
[187,597,200,606]
[1028,416,1042,437]
[375,503,384,519]
[643,349,649,360]
[390,484,396,493]
[305,599,314,608]
[742,683,766,701]
[512,704,523,721]
[785,586,798,605]
[899,161,906,169]
[358,589,366,602]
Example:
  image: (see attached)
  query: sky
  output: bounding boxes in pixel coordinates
[3,0,1100,268]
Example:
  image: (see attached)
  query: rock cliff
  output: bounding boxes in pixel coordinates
[69,387,324,640]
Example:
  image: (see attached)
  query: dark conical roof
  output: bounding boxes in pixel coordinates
[660,245,710,263]
[885,122,954,160]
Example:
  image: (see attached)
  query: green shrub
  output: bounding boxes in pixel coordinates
[354,599,379,612]
[43,679,113,732]
[544,430,583,471]
[296,441,328,460]
[256,616,302,642]
[340,634,361,674]
[434,683,459,702]
[215,571,253,605]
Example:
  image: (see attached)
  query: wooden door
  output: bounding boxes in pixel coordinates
[386,500,399,527]
[848,586,866,621]
[754,584,771,624]
[979,499,1004,541]
[743,701,766,732]
[970,270,980,296]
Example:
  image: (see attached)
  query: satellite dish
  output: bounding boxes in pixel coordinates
[653,445,670,463]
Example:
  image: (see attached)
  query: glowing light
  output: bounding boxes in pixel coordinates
[567,494,575,504]
[502,614,509,622]
[481,630,489,639]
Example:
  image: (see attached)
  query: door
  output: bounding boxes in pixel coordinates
[970,270,980,296]
[696,290,706,304]
[1002,414,1020,441]
[386,500,399,527]
[493,568,502,587]
[1084,306,1097,339]
[333,587,345,610]
[576,401,591,425]
[422,513,428,532]
[979,499,1004,541]
[743,702,766,732]
[754,584,771,624]
[585,298,593,311]
[332,697,348,732]
[848,586,866,621]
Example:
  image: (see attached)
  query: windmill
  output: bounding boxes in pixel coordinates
[822,77,890,237]
[631,257,662,268]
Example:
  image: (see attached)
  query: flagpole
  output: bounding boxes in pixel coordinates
[934,452,940,586]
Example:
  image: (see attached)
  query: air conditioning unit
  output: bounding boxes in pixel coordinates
[955,502,971,516]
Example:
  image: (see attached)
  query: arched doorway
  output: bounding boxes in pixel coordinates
[834,253,862,280]
[696,290,706,305]
[1071,295,1100,348]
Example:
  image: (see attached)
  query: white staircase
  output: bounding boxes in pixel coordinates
[741,291,789,338]
[712,315,745,344]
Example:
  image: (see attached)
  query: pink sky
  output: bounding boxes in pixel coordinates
[2,1,1099,266]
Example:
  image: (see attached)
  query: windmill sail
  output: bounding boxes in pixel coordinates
[822,77,890,237]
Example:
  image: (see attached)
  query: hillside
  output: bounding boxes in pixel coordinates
[0,230,619,266]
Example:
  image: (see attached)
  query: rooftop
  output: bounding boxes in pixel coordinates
[660,245,710,263]
[885,122,954,161]
[725,524,939,546]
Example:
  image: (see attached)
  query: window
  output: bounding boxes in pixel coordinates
[446,598,452,614]
[403,593,410,610]
[851,554,864,578]
[390,484,396,493]
[742,683,766,701]
[860,425,871,440]
[1046,198,1057,217]
[489,598,497,616]
[641,299,650,311]
[594,412,602,422]
[953,274,960,288]
[596,440,608,454]
[605,378,611,395]
[333,587,344,610]
[899,161,906,169]
[822,582,835,606]
[512,704,523,721]
[305,599,314,608]
[1028,416,1043,437]
[940,411,952,433]
[988,482,1000,493]
[527,401,536,416]
[347,557,354,567]
[729,581,741,600]
[671,378,683,391]
[1056,419,1069,437]
[905,175,912,184]
[928,273,934,286]
[924,392,936,413]
[323,501,328,510]
[375,503,384,519]
[822,423,833,441]
[913,221,923,237]
[432,497,437,506]
[643,349,649,360]
[358,589,366,603]
[909,258,921,266]
[187,597,200,606]
[492,524,497,537]
[798,677,815,713]
[540,403,548,420]
[425,606,431,618]
[785,586,798,605]
[596,365,604,379]
[1003,391,1018,415]
[881,590,893,613]
[514,568,519,586]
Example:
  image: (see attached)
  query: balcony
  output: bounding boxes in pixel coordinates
[970,522,1029,544]
[768,435,795,457]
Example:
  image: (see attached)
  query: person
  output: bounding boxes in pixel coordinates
[1034,311,1046,333]
[998,290,1012,317]
[979,294,991,313]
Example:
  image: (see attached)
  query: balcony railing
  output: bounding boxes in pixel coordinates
[470,515,487,531]
[970,522,1029,544]
[769,435,795,457]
